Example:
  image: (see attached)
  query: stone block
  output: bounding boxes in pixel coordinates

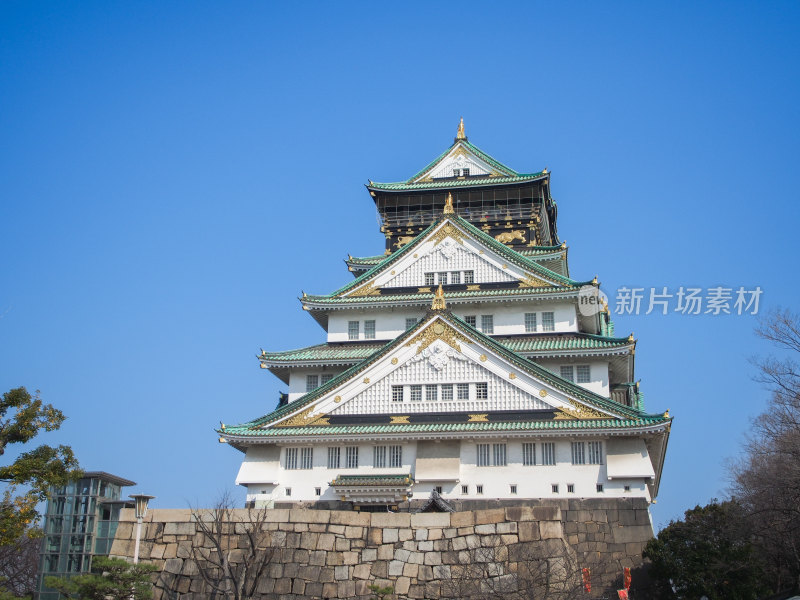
[451,511,475,527]
[164,522,195,536]
[327,551,343,566]
[292,579,306,594]
[309,549,327,566]
[410,512,450,528]
[518,521,541,542]
[403,562,419,578]
[334,537,350,551]
[433,564,451,579]
[294,521,309,532]
[330,510,371,526]
[389,560,405,576]
[284,562,299,578]
[377,544,394,560]
[305,582,323,597]
[408,551,424,564]
[399,527,413,541]
[319,567,335,582]
[300,531,319,550]
[539,520,563,540]
[290,508,330,524]
[371,511,411,527]
[334,565,350,580]
[474,508,505,525]
[163,558,182,574]
[424,552,442,565]
[301,565,321,580]
[323,582,338,598]
[457,526,475,536]
[293,548,310,563]
[353,563,371,579]
[344,525,363,539]
[418,540,433,551]
[367,527,382,544]
[371,560,388,578]
[505,505,535,522]
[361,547,377,561]
[532,506,561,521]
[309,522,327,532]
[382,528,399,543]
[343,551,359,565]
[408,584,426,599]
[417,565,434,581]
[443,527,457,538]
[429,527,443,540]
[328,524,345,534]
[475,523,496,535]
[394,547,411,562]
[263,509,290,523]
[150,544,165,559]
[415,528,429,541]
[317,532,335,551]
[611,525,653,545]
[451,536,467,551]
[338,580,355,598]
[395,576,411,595]
[497,521,517,534]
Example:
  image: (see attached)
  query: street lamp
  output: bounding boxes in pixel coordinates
[129,494,155,564]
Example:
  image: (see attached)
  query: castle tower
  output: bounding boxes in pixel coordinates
[218,121,671,512]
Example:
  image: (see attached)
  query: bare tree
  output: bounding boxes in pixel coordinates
[0,530,39,597]
[440,536,585,600]
[172,492,276,600]
[730,308,800,593]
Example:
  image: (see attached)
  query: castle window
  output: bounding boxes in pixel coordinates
[476,484,483,495]
[493,444,507,466]
[450,271,461,284]
[571,442,586,465]
[434,486,443,494]
[389,445,403,468]
[441,384,453,401]
[453,168,461,177]
[522,442,536,466]
[438,271,448,285]
[284,448,298,470]
[410,385,422,402]
[373,446,386,468]
[406,317,419,329]
[477,444,491,467]
[321,373,334,385]
[588,441,603,465]
[348,320,359,340]
[624,485,631,492]
[510,484,518,495]
[542,312,555,332]
[300,447,313,469]
[567,484,575,494]
[425,272,435,286]
[541,442,556,465]
[552,484,559,494]
[480,315,494,334]
[465,315,477,327]
[464,271,475,284]
[462,168,470,177]
[327,447,340,469]
[461,485,468,494]
[345,446,359,469]
[285,487,292,497]
[457,383,469,400]
[392,385,404,402]
[315,487,321,496]
[576,365,591,384]
[560,366,574,382]
[306,375,319,392]
[364,320,376,339]
[525,313,537,333]
[596,484,604,493]
[425,385,437,402]
[476,382,488,400]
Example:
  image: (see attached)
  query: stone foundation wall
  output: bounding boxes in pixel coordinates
[110,499,653,599]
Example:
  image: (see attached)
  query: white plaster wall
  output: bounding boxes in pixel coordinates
[383,244,515,288]
[288,367,347,402]
[534,359,611,397]
[241,438,652,504]
[326,302,577,343]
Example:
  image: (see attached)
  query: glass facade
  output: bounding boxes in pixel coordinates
[36,472,135,600]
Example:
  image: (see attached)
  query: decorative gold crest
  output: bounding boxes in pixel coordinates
[348,282,381,297]
[468,414,489,422]
[431,223,465,246]
[519,275,551,288]
[479,354,487,362]
[404,319,470,355]
[275,406,329,428]
[553,400,613,420]
[334,395,342,403]
[509,373,517,379]
[363,377,370,384]
[390,415,410,424]
[391,357,398,365]
[539,389,548,397]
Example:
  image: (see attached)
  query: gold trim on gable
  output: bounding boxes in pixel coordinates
[404,320,471,355]
[275,406,329,428]
[432,223,465,246]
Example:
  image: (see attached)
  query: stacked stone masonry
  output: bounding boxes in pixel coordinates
[110,499,653,599]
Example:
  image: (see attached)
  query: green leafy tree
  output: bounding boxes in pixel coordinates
[643,500,764,600]
[0,387,81,545]
[45,556,156,600]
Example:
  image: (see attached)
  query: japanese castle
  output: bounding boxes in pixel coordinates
[219,120,671,511]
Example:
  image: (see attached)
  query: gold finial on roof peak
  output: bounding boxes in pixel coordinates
[455,117,466,141]
[431,284,447,310]
[443,192,455,215]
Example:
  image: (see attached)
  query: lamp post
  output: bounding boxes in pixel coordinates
[129,494,155,564]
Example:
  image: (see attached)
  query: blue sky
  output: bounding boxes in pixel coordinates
[1,1,799,527]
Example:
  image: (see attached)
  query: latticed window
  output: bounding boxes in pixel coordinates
[364,320,376,339]
[441,384,453,401]
[300,447,313,469]
[525,313,537,333]
[389,445,403,468]
[406,317,418,329]
[345,446,359,469]
[391,385,403,402]
[306,375,319,392]
[425,385,437,402]
[348,320,359,340]
[450,272,461,284]
[464,271,474,284]
[510,484,517,494]
[476,484,483,494]
[465,315,477,327]
[576,365,591,383]
[493,444,507,466]
[424,273,435,286]
[327,447,340,469]
[457,383,469,400]
[560,366,574,382]
[410,385,422,402]
[542,312,555,332]
[373,446,386,468]
[522,442,536,466]
[438,271,448,285]
[476,382,488,399]
[321,373,334,385]
[480,315,494,334]
[541,442,556,465]
[571,442,586,465]
[284,447,298,470]
[477,444,490,467]
[588,441,603,464]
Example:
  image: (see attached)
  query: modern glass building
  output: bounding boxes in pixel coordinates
[35,471,135,600]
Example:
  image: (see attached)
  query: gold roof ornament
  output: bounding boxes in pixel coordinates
[627,333,635,342]
[431,284,447,310]
[592,275,598,285]
[443,192,455,215]
[456,117,466,140]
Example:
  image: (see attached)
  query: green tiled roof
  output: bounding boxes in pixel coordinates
[310,215,582,303]
[303,285,579,306]
[223,311,659,438]
[331,474,413,486]
[223,416,669,438]
[346,245,565,268]
[260,334,633,365]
